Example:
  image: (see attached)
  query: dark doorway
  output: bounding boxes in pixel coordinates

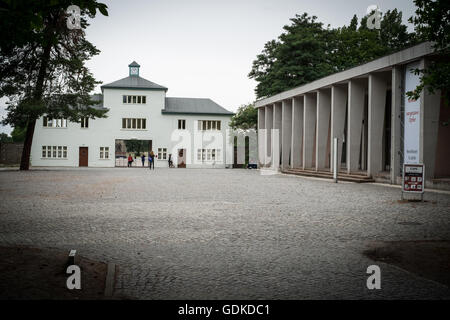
[79,147,88,167]
[178,149,186,168]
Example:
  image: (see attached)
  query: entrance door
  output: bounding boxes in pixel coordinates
[177,149,186,168]
[79,147,88,167]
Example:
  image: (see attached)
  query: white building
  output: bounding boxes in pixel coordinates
[31,62,234,168]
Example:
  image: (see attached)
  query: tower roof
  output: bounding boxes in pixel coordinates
[128,61,140,68]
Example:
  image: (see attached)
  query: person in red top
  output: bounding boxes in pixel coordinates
[127,154,133,167]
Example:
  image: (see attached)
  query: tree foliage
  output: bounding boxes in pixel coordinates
[124,140,149,156]
[407,0,450,105]
[0,132,12,143]
[0,0,109,169]
[249,10,416,99]
[229,103,258,130]
[11,125,26,142]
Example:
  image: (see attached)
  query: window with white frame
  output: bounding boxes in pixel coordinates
[158,148,167,160]
[100,147,109,159]
[81,117,89,128]
[43,116,67,128]
[197,148,221,162]
[178,119,186,130]
[122,95,147,104]
[42,146,67,159]
[121,118,147,130]
[197,120,221,131]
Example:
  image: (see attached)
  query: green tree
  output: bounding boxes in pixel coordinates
[249,13,333,99]
[11,125,26,142]
[249,11,415,99]
[407,0,449,105]
[0,0,109,170]
[0,132,12,143]
[229,103,258,130]
[124,140,148,156]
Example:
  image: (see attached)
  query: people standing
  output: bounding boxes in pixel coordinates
[141,154,145,167]
[148,152,153,170]
[149,150,155,170]
[168,153,173,168]
[127,154,133,167]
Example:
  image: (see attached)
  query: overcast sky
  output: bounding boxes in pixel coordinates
[0,0,417,135]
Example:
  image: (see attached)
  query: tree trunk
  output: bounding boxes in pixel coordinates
[19,28,53,170]
[19,119,36,170]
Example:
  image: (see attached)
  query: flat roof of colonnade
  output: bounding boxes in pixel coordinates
[255,41,435,108]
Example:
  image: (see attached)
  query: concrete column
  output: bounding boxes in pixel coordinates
[420,58,442,183]
[391,66,402,184]
[347,79,366,173]
[258,107,266,167]
[368,73,388,177]
[303,93,317,169]
[316,88,331,170]
[291,96,304,168]
[330,84,347,173]
[281,99,292,169]
[265,105,273,167]
[273,103,282,169]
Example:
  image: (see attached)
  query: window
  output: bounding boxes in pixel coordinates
[43,116,67,128]
[122,118,147,130]
[100,147,109,159]
[158,148,167,160]
[178,119,186,130]
[123,95,147,104]
[81,117,89,128]
[42,146,68,159]
[198,120,221,131]
[197,148,221,162]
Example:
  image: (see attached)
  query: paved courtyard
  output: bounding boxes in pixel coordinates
[0,167,449,299]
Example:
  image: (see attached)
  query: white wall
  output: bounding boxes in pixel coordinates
[31,87,232,168]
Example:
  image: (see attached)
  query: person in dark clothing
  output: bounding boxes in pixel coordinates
[168,153,173,168]
[141,154,145,167]
[150,150,155,170]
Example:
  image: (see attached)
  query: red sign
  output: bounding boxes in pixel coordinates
[402,164,424,193]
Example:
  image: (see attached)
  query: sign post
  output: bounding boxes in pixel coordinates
[402,163,425,201]
[333,138,338,183]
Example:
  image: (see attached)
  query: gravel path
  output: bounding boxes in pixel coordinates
[0,167,449,299]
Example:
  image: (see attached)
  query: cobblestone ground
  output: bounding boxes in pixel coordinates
[0,168,449,299]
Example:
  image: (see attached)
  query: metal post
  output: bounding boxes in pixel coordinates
[333,137,338,183]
